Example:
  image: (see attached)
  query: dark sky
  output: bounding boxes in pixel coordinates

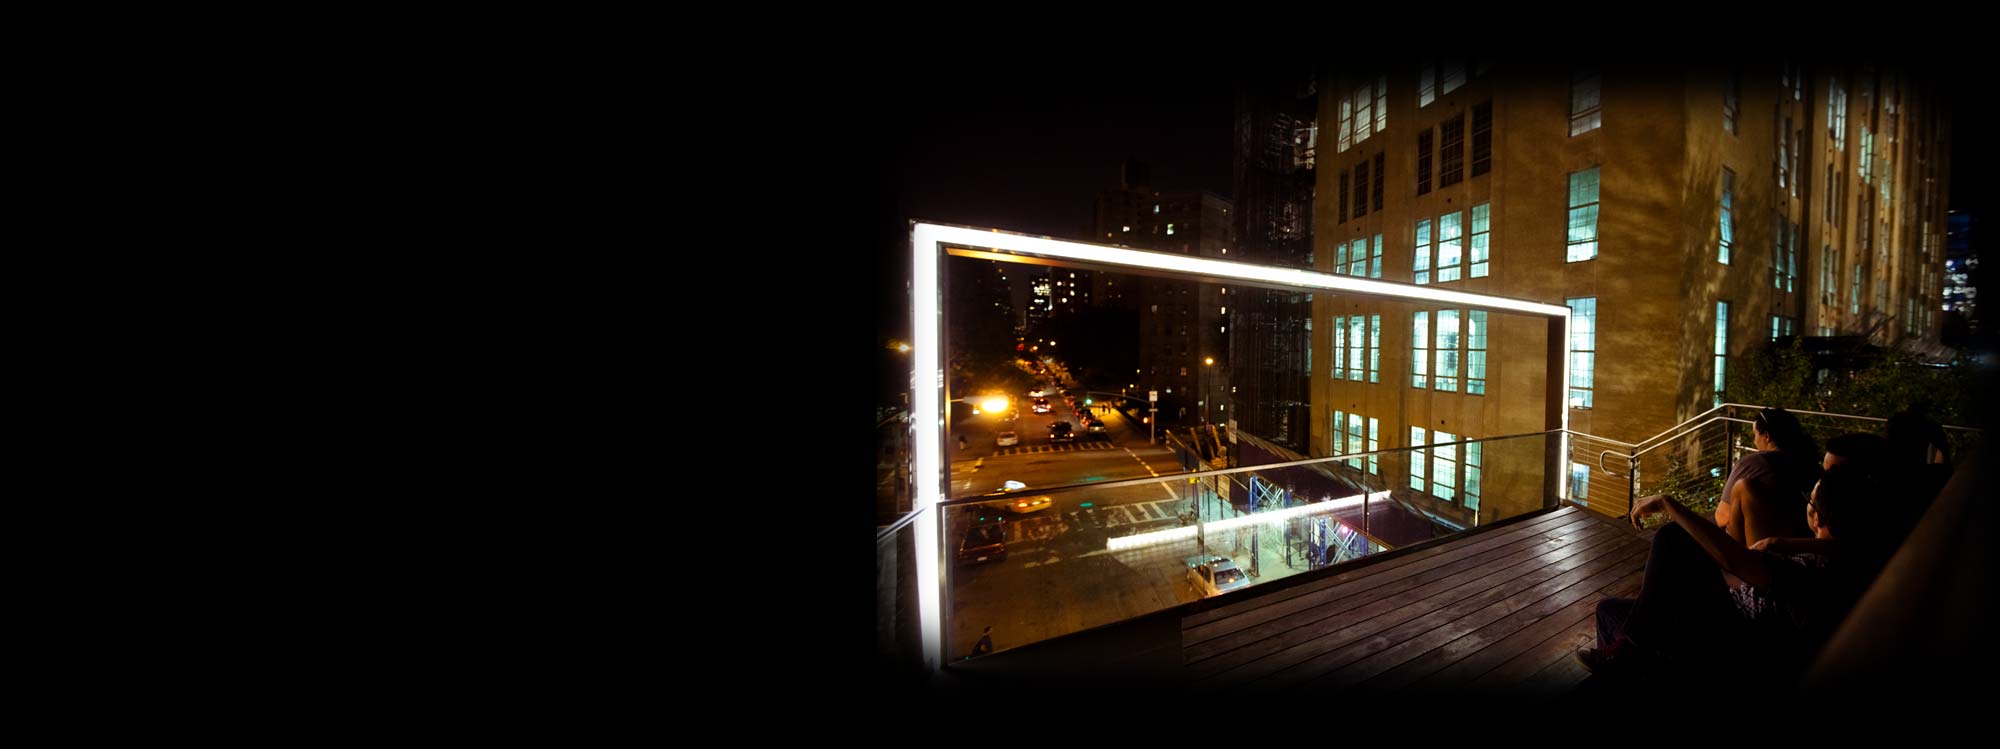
[873,62,1244,339]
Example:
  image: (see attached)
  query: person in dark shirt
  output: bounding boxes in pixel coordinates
[1581,464,1888,684]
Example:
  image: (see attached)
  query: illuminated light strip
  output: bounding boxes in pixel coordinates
[910,221,1571,670]
[1105,491,1391,551]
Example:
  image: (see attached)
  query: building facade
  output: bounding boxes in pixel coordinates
[1310,62,1953,529]
[1227,73,1319,450]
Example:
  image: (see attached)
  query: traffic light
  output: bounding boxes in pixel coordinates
[1084,398,1093,405]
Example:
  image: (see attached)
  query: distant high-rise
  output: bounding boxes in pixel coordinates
[1943,211,1978,336]
[1228,71,1320,450]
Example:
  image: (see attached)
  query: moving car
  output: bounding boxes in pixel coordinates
[995,431,1019,447]
[1086,419,1106,435]
[1185,554,1251,598]
[1032,398,1052,414]
[959,516,1007,565]
[1048,421,1075,442]
[997,494,1053,514]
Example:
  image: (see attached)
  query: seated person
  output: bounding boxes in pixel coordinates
[1712,408,1821,553]
[1581,464,1891,684]
[1753,432,1889,559]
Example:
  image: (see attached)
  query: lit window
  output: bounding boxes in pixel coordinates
[1348,316,1364,381]
[1368,314,1381,383]
[1435,309,1461,392]
[1570,69,1602,135]
[1567,167,1601,262]
[1465,441,1482,511]
[1714,301,1728,407]
[1469,203,1491,278]
[1724,68,1739,134]
[1367,418,1379,475]
[1829,79,1847,150]
[1332,315,1345,380]
[1373,75,1387,134]
[1348,413,1364,471]
[1154,204,1160,213]
[1332,410,1344,457]
[1220,307,1227,315]
[1851,265,1863,315]
[1466,310,1487,395]
[1719,169,1735,264]
[1412,311,1430,389]
[1353,82,1374,145]
[1411,427,1428,493]
[1570,462,1590,506]
[1567,297,1595,409]
[1122,226,1130,232]
[1167,223,1175,235]
[1415,219,1432,285]
[1433,431,1458,503]
[1371,234,1383,279]
[1437,211,1463,282]
[1338,98,1352,154]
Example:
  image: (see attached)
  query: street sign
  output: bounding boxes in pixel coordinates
[1149,390,1158,402]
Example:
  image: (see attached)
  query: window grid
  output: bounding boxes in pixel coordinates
[1348,315,1365,381]
[1437,211,1463,282]
[1410,427,1427,492]
[1851,265,1862,316]
[1354,161,1369,218]
[1372,76,1387,135]
[1332,315,1346,380]
[1719,169,1735,264]
[1570,69,1602,136]
[1368,418,1380,475]
[1471,101,1492,177]
[1469,203,1491,278]
[1371,234,1383,279]
[1372,152,1385,212]
[1467,310,1488,395]
[1432,431,1457,503]
[1439,114,1465,187]
[1435,309,1461,391]
[1567,167,1601,262]
[1465,442,1482,511]
[1368,314,1381,383]
[1412,311,1430,389]
[1414,219,1432,285]
[1773,213,1786,290]
[1338,97,1352,154]
[1347,413,1364,471]
[1333,410,1344,456]
[1567,297,1596,409]
[1724,68,1739,134]
[1714,301,1729,407]
[1417,129,1433,196]
[1353,83,1374,146]
[1830,79,1847,151]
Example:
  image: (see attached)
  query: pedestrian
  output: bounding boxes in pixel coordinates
[958,435,967,451]
[970,626,993,658]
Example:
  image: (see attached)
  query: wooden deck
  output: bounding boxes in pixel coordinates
[1179,504,1653,692]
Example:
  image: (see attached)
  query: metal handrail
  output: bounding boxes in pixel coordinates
[1598,449,1628,478]
[936,428,1565,508]
[1631,416,1754,459]
[878,508,926,543]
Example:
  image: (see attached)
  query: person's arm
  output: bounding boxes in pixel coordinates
[1737,478,1790,549]
[1751,536,1841,556]
[1632,494,1776,589]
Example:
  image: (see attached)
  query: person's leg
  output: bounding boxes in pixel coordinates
[1619,523,1740,656]
[1595,598,1637,649]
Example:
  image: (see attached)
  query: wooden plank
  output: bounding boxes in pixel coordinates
[1337,539,1650,690]
[1469,606,1603,690]
[1201,521,1632,687]
[1183,513,1596,651]
[1365,542,1648,690]
[1410,566,1644,689]
[1184,518,1614,677]
[1517,635,1595,694]
[1277,531,1649,689]
[1180,506,1580,630]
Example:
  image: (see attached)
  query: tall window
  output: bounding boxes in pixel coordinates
[1778,115,1790,190]
[1570,69,1602,135]
[1347,412,1364,471]
[1859,126,1874,183]
[1433,431,1458,503]
[1353,82,1375,146]
[1830,79,1847,150]
[1718,168,1735,264]
[1439,114,1465,187]
[1822,246,1837,307]
[1370,234,1383,278]
[1567,297,1596,409]
[1367,314,1381,382]
[1338,97,1352,154]
[1372,152,1385,212]
[1348,315,1365,381]
[1464,441,1482,511]
[1714,301,1729,407]
[1410,427,1428,492]
[1418,60,1466,107]
[1724,68,1740,134]
[1469,203,1491,278]
[1333,410,1344,456]
[1435,309,1461,391]
[1467,310,1488,395]
[1368,417,1380,475]
[1570,462,1590,506]
[1338,169,1349,223]
[1567,167,1601,262]
[1773,213,1788,290]
[1414,219,1432,285]
[1851,265,1863,315]
[1471,101,1492,177]
[1412,311,1430,388]
[1354,162,1369,218]
[1437,211,1464,283]
[1373,75,1387,135]
[1332,315,1346,380]
[1417,129,1433,195]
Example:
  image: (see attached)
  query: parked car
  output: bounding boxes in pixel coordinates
[995,431,1019,447]
[1049,421,1075,442]
[959,517,1007,565]
[1185,554,1251,598]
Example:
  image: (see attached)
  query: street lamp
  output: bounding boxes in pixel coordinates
[1202,357,1216,426]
